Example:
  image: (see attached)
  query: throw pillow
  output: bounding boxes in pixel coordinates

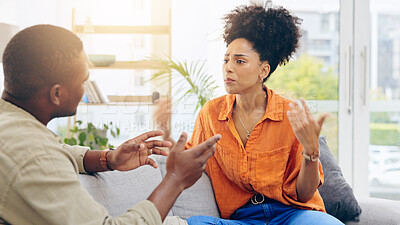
[318,135,362,223]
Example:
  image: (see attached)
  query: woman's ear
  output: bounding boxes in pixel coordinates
[49,84,62,106]
[261,62,271,80]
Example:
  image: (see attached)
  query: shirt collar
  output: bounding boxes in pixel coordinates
[0,98,59,137]
[218,86,284,122]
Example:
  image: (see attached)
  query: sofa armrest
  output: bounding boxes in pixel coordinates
[346,196,400,225]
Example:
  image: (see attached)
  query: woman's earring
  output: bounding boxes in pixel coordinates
[260,77,264,83]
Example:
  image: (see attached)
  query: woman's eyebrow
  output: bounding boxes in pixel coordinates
[224,53,249,57]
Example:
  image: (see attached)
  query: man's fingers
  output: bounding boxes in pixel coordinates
[171,132,187,153]
[139,148,148,166]
[133,130,164,142]
[150,147,169,156]
[193,135,222,165]
[197,144,216,163]
[190,134,221,158]
[131,143,142,150]
[119,143,143,153]
[145,158,158,168]
[145,140,172,149]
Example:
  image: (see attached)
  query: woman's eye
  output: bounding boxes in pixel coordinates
[223,59,228,64]
[237,59,245,64]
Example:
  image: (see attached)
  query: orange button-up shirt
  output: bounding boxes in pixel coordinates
[186,87,326,219]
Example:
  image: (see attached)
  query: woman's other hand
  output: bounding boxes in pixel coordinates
[287,98,328,155]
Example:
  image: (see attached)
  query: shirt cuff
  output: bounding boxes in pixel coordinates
[128,200,162,225]
[61,144,90,174]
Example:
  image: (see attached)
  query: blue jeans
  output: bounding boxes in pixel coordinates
[187,200,343,225]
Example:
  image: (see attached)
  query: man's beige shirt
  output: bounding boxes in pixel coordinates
[0,99,162,225]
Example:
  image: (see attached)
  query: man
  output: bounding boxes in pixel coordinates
[0,24,221,225]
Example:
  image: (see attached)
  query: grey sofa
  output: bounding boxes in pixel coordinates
[79,154,400,225]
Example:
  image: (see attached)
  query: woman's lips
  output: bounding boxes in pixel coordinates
[224,78,235,84]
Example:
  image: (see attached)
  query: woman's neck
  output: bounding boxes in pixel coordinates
[235,86,267,113]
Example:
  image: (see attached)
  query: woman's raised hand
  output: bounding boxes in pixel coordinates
[287,98,328,155]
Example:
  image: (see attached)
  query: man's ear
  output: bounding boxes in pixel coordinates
[49,84,63,106]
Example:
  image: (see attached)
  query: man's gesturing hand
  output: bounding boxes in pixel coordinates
[147,132,221,220]
[165,132,221,191]
[107,130,172,171]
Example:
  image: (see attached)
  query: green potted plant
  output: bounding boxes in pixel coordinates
[149,58,219,111]
[64,120,120,150]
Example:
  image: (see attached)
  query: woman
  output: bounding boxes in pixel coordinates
[156,3,343,225]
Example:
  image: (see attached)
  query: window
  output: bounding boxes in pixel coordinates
[368,0,400,200]
[267,0,340,157]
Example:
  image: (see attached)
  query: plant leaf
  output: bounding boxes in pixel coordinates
[149,57,219,113]
[64,137,77,146]
[78,132,86,146]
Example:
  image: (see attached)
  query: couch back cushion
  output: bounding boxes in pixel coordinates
[155,155,221,219]
[318,136,362,223]
[79,159,168,217]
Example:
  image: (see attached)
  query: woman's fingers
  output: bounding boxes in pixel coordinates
[317,114,329,129]
[288,101,304,128]
[300,98,313,119]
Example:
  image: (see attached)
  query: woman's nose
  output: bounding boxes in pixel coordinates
[224,61,233,73]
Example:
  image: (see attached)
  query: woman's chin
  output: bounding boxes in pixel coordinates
[224,86,236,94]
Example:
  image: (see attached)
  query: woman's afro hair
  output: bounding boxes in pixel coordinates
[222,3,302,80]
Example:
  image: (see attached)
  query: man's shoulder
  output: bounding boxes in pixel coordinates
[0,110,66,167]
[0,111,52,145]
[0,101,44,133]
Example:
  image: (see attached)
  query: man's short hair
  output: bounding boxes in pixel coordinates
[2,24,83,99]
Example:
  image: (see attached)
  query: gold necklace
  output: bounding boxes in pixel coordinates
[236,93,267,140]
[237,113,251,139]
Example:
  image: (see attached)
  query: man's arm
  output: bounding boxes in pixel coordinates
[8,152,161,225]
[8,132,219,225]
[65,130,171,173]
[147,132,221,220]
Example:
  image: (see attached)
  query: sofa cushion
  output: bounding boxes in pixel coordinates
[346,196,400,225]
[318,136,362,223]
[155,155,221,219]
[79,157,169,217]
